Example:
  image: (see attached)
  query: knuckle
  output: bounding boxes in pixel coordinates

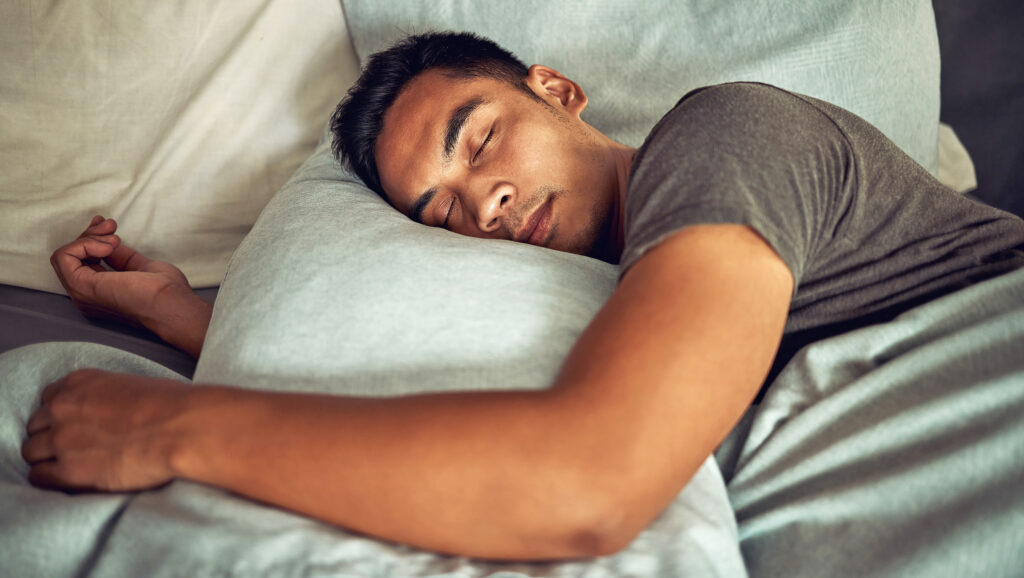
[67,367,99,384]
[19,438,36,462]
[48,396,74,419]
[50,423,75,448]
[52,460,81,486]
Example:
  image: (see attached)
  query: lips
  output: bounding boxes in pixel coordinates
[516,196,553,246]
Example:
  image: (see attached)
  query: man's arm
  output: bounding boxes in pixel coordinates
[50,216,212,358]
[25,224,792,560]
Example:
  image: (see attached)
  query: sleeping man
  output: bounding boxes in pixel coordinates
[22,32,1024,560]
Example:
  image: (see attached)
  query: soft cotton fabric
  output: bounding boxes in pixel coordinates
[194,130,620,396]
[342,0,941,173]
[4,269,1023,577]
[624,83,1024,338]
[727,266,1024,577]
[0,1,359,293]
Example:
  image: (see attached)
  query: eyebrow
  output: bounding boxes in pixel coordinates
[409,186,438,224]
[407,96,487,223]
[443,97,487,164]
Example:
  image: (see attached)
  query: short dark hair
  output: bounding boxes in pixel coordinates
[329,32,533,201]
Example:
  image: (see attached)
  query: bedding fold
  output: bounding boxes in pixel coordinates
[728,266,1024,577]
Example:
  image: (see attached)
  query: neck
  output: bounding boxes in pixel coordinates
[603,143,636,263]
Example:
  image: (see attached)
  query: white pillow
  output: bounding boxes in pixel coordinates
[0,1,359,293]
[342,0,941,173]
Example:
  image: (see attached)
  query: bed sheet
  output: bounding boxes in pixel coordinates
[0,343,746,578]
[2,267,1023,576]
[0,283,216,379]
[723,266,1024,576]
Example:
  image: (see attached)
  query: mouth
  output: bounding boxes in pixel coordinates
[516,196,554,246]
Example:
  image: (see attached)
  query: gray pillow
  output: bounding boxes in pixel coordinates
[194,133,618,395]
[342,0,941,174]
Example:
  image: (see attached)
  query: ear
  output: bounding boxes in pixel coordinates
[525,64,588,117]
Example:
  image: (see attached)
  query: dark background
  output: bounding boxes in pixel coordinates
[933,0,1024,218]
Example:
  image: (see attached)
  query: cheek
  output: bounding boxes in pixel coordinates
[503,120,571,183]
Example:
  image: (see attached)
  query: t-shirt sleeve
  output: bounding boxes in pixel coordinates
[620,83,854,290]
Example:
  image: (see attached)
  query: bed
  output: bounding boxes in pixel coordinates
[1,1,1022,576]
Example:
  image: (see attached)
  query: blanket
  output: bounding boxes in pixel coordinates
[2,267,1022,577]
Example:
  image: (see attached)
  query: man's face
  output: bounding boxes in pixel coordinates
[374,66,619,257]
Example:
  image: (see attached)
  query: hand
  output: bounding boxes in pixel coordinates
[21,368,192,492]
[51,215,191,329]
[51,216,212,357]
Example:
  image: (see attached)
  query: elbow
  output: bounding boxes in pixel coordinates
[523,483,649,560]
[512,446,671,558]
[560,496,645,558]
[562,526,637,559]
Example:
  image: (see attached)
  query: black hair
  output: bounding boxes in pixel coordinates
[329,31,534,201]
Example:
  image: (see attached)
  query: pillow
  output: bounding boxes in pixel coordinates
[937,123,978,194]
[193,134,750,576]
[341,0,940,174]
[0,1,359,294]
[194,132,618,394]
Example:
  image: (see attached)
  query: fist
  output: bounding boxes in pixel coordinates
[21,368,192,492]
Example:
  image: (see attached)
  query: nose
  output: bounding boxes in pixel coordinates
[472,179,515,234]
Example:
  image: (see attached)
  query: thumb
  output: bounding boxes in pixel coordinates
[51,237,120,295]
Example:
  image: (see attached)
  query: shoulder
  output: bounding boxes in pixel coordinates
[675,81,796,109]
[673,82,822,121]
[621,82,848,282]
[639,83,836,158]
[629,82,851,189]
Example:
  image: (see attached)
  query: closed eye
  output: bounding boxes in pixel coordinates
[442,197,456,229]
[472,127,494,163]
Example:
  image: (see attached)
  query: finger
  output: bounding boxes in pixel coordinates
[53,235,120,266]
[79,234,121,270]
[21,430,55,464]
[79,216,117,239]
[27,461,75,491]
[81,234,121,256]
[41,379,65,405]
[27,452,107,493]
[104,241,150,272]
[26,405,52,435]
[51,236,120,285]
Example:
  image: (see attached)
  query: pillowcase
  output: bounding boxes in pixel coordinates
[341,0,941,173]
[194,132,618,394]
[937,123,978,194]
[0,0,359,293]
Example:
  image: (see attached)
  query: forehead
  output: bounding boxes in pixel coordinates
[374,70,510,211]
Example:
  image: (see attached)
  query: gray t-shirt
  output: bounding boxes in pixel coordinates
[623,82,1024,382]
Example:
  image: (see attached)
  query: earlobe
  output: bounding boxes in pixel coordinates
[526,64,588,117]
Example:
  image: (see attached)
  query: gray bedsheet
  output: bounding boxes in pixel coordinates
[723,265,1024,576]
[2,267,1023,577]
[0,352,745,577]
[0,283,217,379]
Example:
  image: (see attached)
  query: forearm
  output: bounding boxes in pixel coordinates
[169,385,634,559]
[141,285,212,359]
